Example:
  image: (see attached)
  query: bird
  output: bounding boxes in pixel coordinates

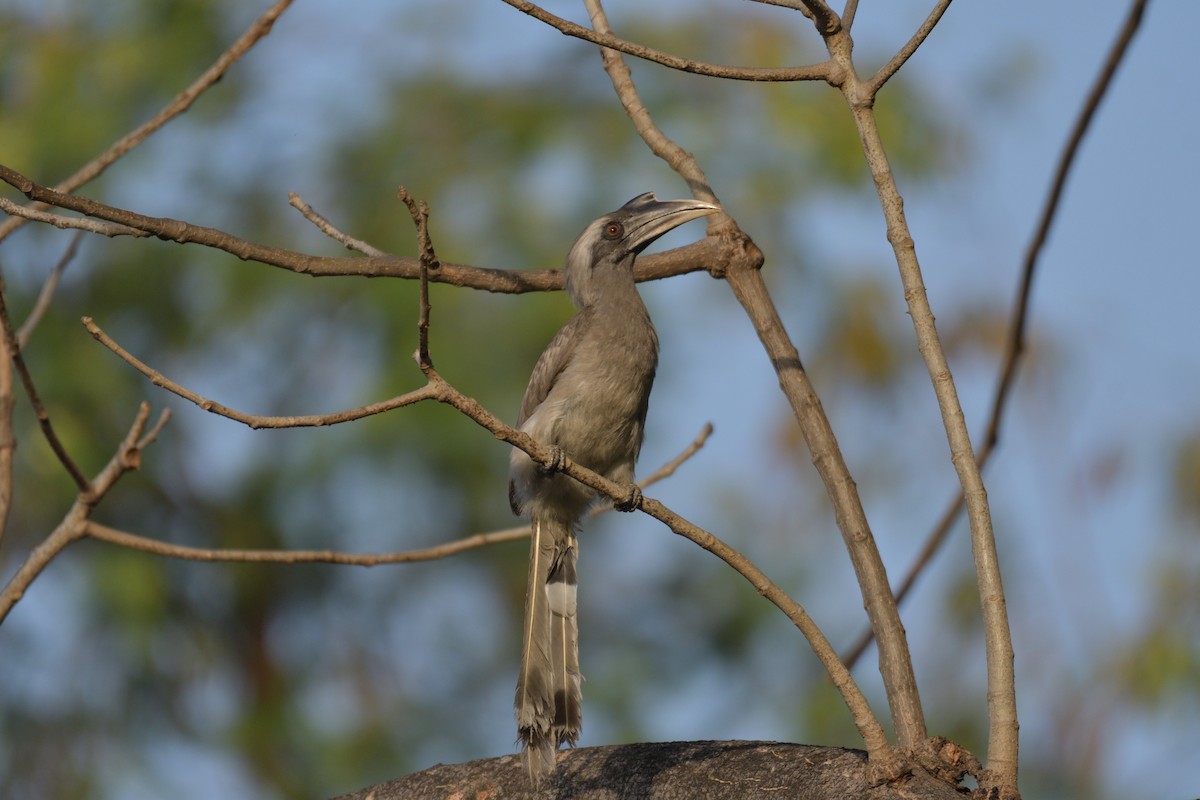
[508,192,720,784]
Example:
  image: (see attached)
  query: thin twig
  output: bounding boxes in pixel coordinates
[500,0,832,82]
[842,0,1152,678]
[576,0,897,772]
[17,231,84,348]
[82,315,438,428]
[86,422,715,566]
[584,0,720,203]
[866,0,955,94]
[0,197,148,239]
[85,521,531,566]
[747,0,815,20]
[841,0,859,31]
[0,0,295,244]
[0,278,89,490]
[288,192,386,257]
[0,402,166,623]
[0,163,729,292]
[637,422,713,487]
[988,0,1149,455]
[397,186,439,372]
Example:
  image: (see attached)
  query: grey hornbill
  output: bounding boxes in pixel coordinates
[508,192,721,783]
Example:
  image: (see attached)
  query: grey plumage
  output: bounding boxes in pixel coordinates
[509,192,720,784]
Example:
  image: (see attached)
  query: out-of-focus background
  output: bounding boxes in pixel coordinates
[1,1,1196,798]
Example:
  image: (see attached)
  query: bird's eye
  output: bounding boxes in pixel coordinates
[602,222,624,240]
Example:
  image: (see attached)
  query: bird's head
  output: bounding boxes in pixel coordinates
[563,192,721,308]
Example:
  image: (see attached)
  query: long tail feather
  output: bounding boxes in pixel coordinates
[547,535,581,747]
[515,517,564,784]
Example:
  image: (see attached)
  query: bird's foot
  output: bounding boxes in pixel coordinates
[540,446,566,475]
[614,483,643,512]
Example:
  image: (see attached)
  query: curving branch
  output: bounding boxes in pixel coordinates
[866,0,955,94]
[83,316,439,429]
[0,402,169,624]
[843,52,1018,800]
[17,232,85,349]
[0,0,295,244]
[842,0,1151,707]
[85,521,530,567]
[0,277,89,490]
[83,423,714,568]
[584,0,917,765]
[289,192,387,257]
[0,163,732,293]
[500,0,833,82]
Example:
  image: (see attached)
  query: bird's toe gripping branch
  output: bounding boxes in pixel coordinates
[539,445,566,476]
[613,483,643,512]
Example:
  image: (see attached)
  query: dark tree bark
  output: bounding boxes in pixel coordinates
[331,741,970,800]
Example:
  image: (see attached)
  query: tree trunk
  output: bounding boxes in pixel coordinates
[331,741,969,800]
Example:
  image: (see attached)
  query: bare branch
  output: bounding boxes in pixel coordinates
[745,0,842,35]
[0,402,167,624]
[85,521,531,566]
[842,0,1152,687]
[0,0,295,244]
[584,0,721,203]
[500,0,832,82]
[0,197,148,239]
[636,422,713,488]
[288,192,387,257]
[842,0,859,30]
[0,163,731,292]
[82,316,439,429]
[846,77,1012,790]
[585,0,912,761]
[90,419,713,570]
[0,277,89,490]
[989,0,1149,455]
[397,186,439,372]
[866,0,955,94]
[746,0,815,19]
[16,231,84,349]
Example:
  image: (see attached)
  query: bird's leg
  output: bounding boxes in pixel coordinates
[613,483,642,512]
[540,445,566,476]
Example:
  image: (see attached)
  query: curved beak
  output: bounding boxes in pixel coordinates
[622,192,722,254]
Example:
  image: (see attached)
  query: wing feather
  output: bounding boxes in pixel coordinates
[515,309,592,428]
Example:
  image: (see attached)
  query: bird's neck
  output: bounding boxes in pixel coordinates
[580,270,647,317]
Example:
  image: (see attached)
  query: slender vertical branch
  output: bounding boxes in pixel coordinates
[398,186,439,372]
[584,0,926,756]
[0,277,89,490]
[846,98,1016,791]
[866,0,955,93]
[985,0,1148,455]
[843,0,1151,703]
[17,231,84,348]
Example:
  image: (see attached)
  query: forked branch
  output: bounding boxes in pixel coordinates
[584,0,919,761]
